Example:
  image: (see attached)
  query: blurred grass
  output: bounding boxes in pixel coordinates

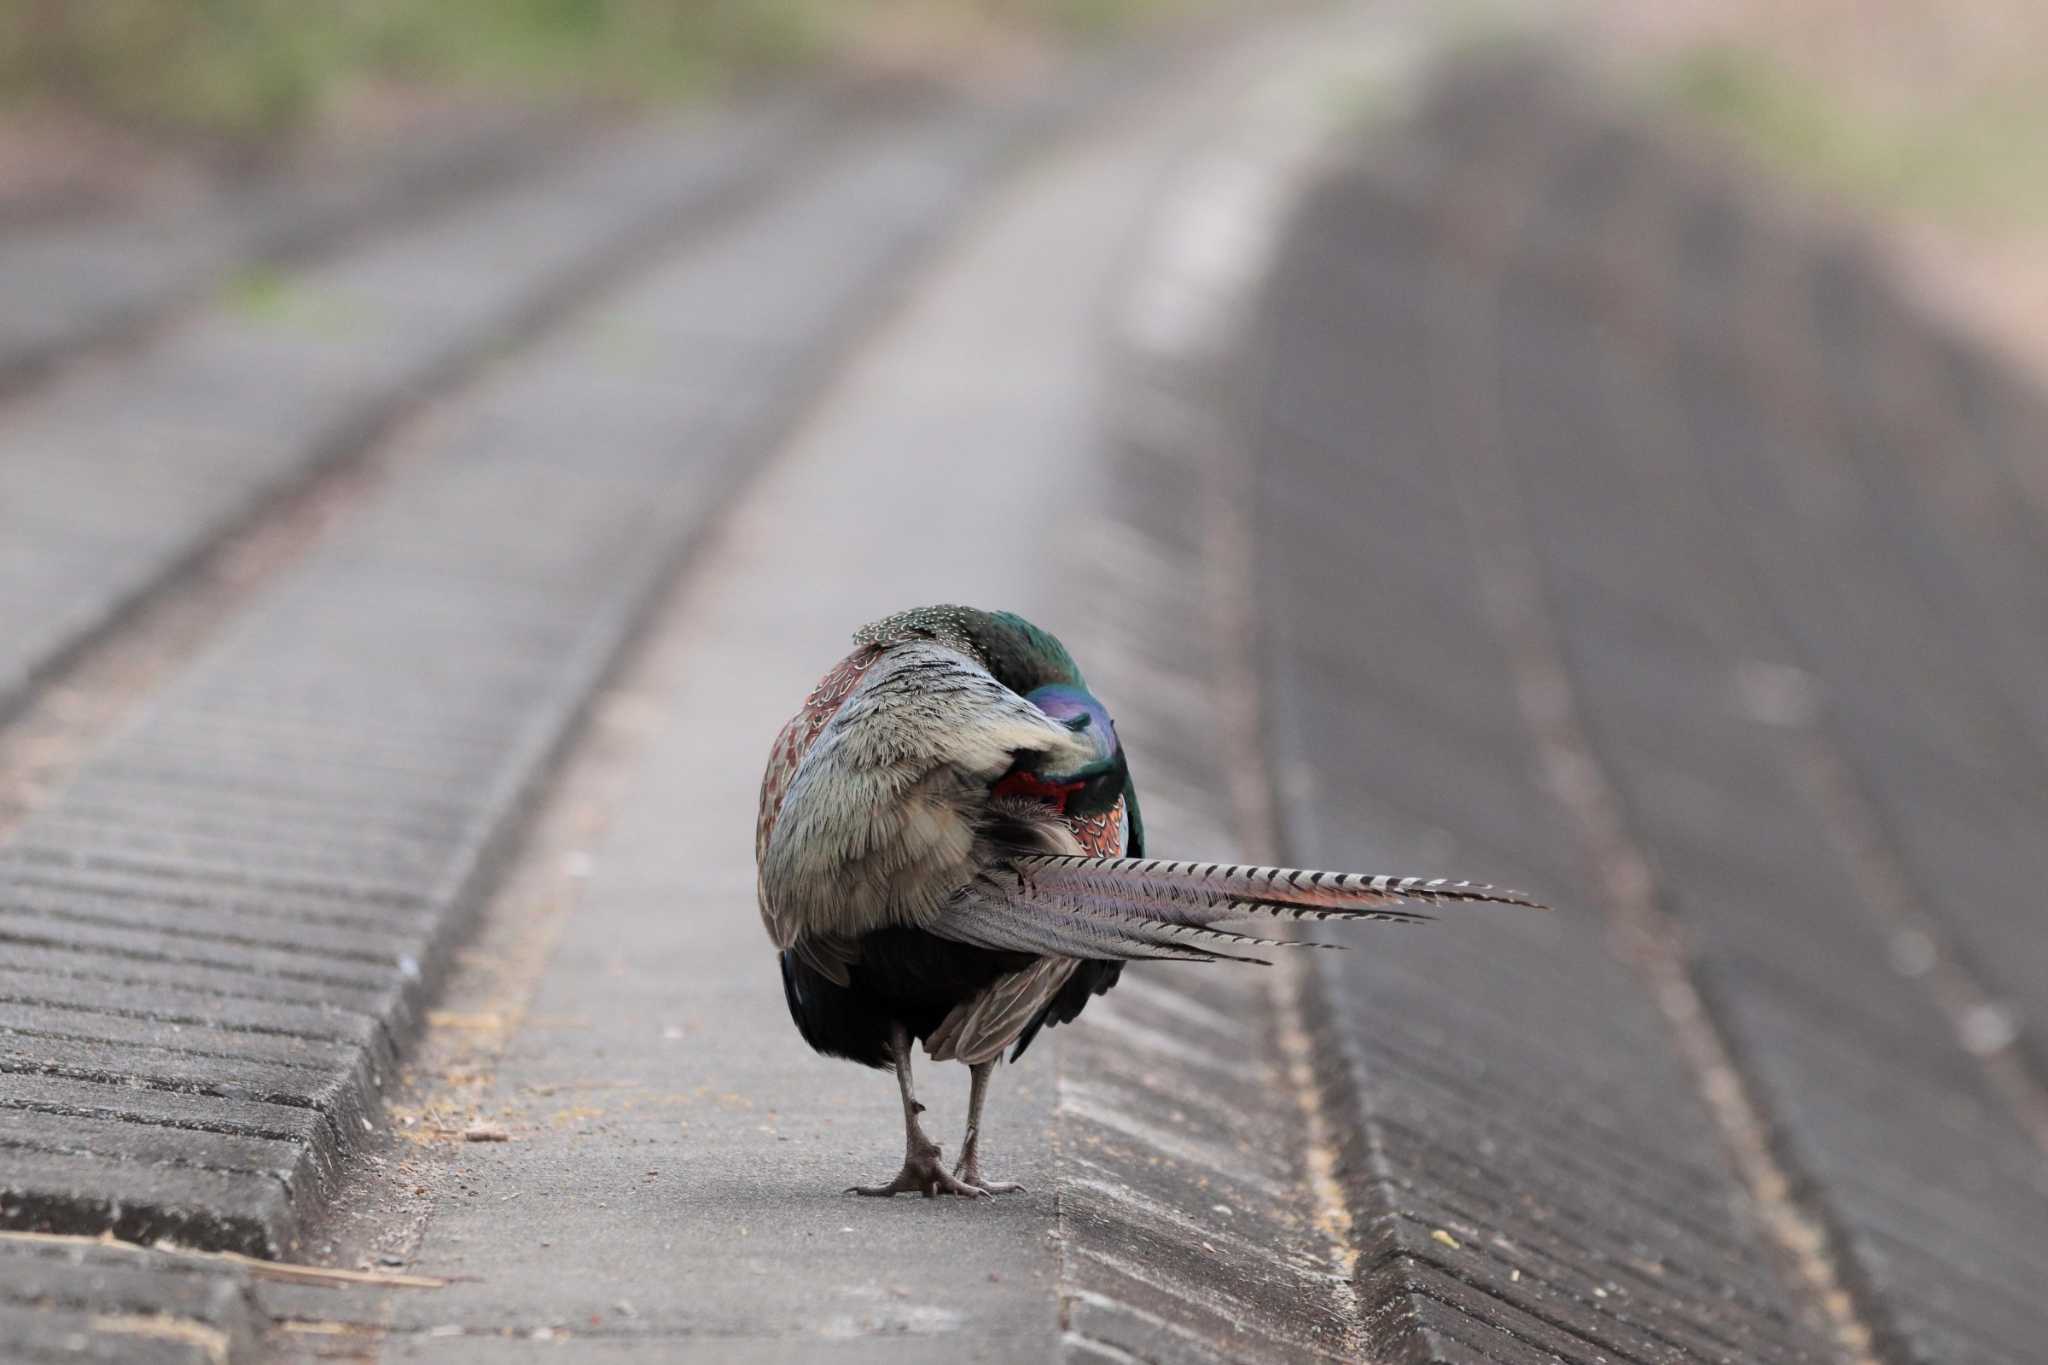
[0,0,1189,146]
[1664,41,2048,230]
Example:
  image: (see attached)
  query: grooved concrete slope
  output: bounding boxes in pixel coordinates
[0,108,575,393]
[0,1237,258,1365]
[1058,414,1364,1364]
[0,90,832,725]
[1248,59,2048,1365]
[1047,16,1436,1354]
[0,86,1054,1277]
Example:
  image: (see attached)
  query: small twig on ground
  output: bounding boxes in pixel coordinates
[0,1230,448,1289]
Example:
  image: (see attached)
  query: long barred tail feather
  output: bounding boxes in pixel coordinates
[927,855,1543,963]
[1014,856,1546,915]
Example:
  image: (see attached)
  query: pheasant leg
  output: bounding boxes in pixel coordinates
[847,1024,987,1197]
[952,1060,1024,1194]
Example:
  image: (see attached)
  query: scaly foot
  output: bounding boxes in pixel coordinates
[847,1148,989,1198]
[953,1158,1023,1195]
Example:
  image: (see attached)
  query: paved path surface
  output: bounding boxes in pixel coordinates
[5,10,2048,1365]
[270,13,1388,1362]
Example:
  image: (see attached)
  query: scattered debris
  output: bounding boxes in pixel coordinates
[0,1230,447,1290]
[427,1011,508,1032]
[279,1320,385,1338]
[88,1314,233,1357]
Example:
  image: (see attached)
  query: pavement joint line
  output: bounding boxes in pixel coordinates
[0,996,367,1048]
[1420,70,1887,1365]
[0,910,412,966]
[0,928,390,989]
[0,1025,339,1074]
[0,958,381,1015]
[0,1138,296,1192]
[6,848,434,911]
[0,1229,445,1290]
[0,1101,314,1147]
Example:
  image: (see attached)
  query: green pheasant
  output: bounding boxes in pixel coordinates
[757,605,1541,1197]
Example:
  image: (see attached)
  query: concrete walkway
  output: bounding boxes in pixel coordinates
[285,14,1380,1361]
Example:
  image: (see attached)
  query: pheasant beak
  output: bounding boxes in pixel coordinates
[1026,684,1117,773]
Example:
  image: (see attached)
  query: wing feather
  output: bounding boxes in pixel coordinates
[758,641,1096,955]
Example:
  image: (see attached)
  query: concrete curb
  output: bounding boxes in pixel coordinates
[1056,9,1443,1361]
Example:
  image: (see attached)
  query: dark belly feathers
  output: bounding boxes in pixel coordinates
[780,928,1036,1069]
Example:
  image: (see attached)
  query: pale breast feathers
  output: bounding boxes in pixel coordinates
[756,641,1096,953]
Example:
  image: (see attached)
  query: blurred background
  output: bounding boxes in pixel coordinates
[1607,0,2048,387]
[6,1,2046,370]
[0,0,1188,213]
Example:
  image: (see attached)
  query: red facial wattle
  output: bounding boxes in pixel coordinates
[992,770,1087,813]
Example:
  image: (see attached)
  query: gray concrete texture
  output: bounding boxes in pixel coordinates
[4,6,2048,1364]
[0,107,581,394]
[0,87,838,726]
[1,39,1099,1309]
[288,17,1379,1362]
[1252,55,2048,1365]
